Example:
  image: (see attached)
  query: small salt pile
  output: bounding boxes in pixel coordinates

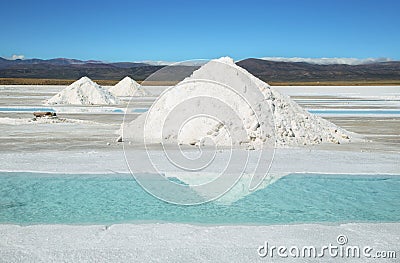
[109,76,149,97]
[121,57,353,148]
[46,76,119,105]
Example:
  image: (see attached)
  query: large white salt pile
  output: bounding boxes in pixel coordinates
[109,76,149,97]
[121,57,353,148]
[46,77,119,105]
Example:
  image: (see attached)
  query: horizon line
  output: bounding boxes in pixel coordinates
[1,55,398,66]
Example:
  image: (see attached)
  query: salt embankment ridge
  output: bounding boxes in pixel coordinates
[109,76,149,97]
[121,57,355,149]
[45,76,119,105]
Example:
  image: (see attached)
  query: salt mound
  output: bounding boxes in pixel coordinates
[122,57,353,148]
[46,77,119,105]
[109,76,149,97]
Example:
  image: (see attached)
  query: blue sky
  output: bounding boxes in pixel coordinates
[1,0,399,61]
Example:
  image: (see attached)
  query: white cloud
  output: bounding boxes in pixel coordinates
[259,57,393,65]
[8,54,25,60]
[137,60,175,66]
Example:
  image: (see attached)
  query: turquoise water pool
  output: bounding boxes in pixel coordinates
[0,172,399,225]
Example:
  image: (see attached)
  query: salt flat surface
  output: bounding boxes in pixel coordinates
[132,85,400,99]
[0,223,398,262]
[0,148,398,175]
[0,116,99,125]
[273,86,400,100]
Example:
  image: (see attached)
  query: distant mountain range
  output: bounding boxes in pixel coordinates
[237,58,400,82]
[0,57,160,80]
[1,57,399,83]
